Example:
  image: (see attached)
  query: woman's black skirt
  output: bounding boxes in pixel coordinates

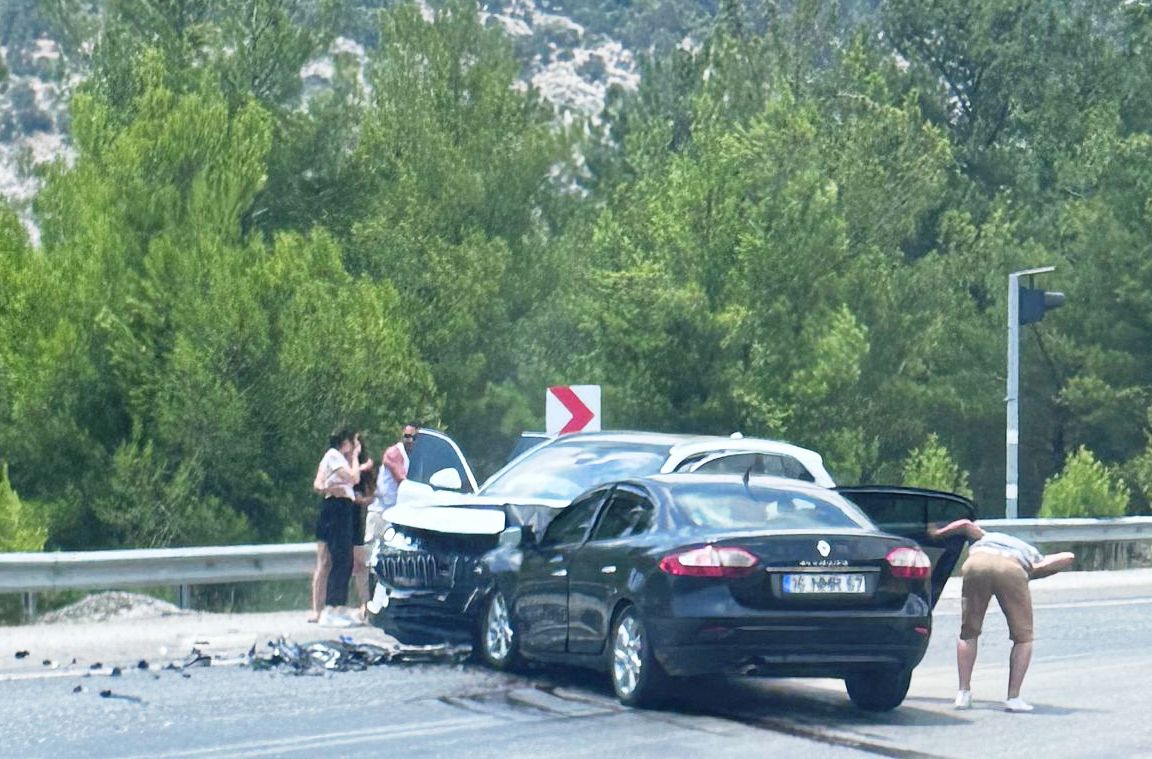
[316,497,355,545]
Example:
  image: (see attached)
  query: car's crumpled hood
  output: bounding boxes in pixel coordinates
[381,503,508,534]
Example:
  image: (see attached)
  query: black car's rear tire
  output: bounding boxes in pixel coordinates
[844,667,912,711]
[609,606,667,708]
[477,590,520,671]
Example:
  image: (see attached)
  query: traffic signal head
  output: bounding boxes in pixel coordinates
[1019,286,1066,325]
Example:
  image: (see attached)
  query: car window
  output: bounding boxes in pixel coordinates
[590,491,654,541]
[838,490,973,534]
[689,452,815,482]
[505,433,551,466]
[408,433,473,493]
[540,491,606,547]
[672,482,872,531]
[481,440,670,501]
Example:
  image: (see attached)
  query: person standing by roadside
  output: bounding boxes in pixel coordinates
[351,459,378,622]
[373,422,418,521]
[928,518,1076,712]
[309,428,372,626]
[359,423,418,617]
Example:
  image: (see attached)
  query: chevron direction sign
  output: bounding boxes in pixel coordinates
[546,385,601,435]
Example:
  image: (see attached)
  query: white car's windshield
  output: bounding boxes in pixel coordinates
[481,440,670,501]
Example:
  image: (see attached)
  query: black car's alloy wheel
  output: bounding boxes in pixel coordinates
[844,667,912,711]
[478,590,519,670]
[610,607,666,708]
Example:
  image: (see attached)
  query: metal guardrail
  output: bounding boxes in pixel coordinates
[0,543,317,594]
[978,517,1152,544]
[0,543,316,617]
[1,517,1149,616]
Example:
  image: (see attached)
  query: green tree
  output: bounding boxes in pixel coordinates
[901,434,974,498]
[0,461,47,552]
[1040,446,1130,518]
[6,37,434,547]
[345,0,571,471]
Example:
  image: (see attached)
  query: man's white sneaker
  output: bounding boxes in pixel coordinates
[1004,697,1034,712]
[953,690,972,709]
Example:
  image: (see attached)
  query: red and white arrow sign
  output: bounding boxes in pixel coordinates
[546,385,601,435]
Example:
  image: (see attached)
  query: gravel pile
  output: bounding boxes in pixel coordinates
[38,592,189,624]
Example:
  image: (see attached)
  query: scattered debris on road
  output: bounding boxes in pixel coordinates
[99,689,144,704]
[248,636,470,675]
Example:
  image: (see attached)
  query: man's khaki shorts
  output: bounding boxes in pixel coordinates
[960,549,1034,643]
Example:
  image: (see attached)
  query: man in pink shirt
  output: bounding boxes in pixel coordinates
[357,423,419,619]
[375,423,418,513]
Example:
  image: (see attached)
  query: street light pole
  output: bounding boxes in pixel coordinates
[1006,266,1059,519]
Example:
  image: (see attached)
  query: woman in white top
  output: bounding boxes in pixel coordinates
[309,429,373,625]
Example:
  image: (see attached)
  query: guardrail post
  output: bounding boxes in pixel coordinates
[177,584,192,610]
[21,592,36,621]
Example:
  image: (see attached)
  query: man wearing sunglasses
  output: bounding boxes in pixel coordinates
[368,423,419,538]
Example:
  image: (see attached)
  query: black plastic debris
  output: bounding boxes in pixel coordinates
[180,650,212,669]
[90,662,102,670]
[41,659,52,667]
[14,650,29,659]
[247,636,470,675]
[99,689,144,704]
[72,685,83,693]
[110,666,122,677]
[137,660,149,670]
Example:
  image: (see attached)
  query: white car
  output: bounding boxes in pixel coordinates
[391,430,834,520]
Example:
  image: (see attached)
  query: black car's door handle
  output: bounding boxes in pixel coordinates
[550,569,568,577]
[600,565,617,574]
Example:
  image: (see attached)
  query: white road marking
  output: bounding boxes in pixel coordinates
[117,715,506,759]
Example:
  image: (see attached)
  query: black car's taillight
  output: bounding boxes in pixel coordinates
[659,545,759,578]
[885,546,931,579]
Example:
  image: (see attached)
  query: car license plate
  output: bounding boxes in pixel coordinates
[782,573,867,594]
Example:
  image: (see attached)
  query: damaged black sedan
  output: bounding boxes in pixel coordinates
[373,474,973,710]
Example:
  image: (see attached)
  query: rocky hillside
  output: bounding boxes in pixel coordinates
[0,35,75,241]
[0,0,722,236]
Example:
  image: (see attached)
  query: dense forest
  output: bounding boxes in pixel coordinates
[0,0,1149,552]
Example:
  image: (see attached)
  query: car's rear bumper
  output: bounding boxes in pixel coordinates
[647,614,931,678]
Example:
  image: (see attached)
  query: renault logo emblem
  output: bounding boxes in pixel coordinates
[817,540,831,557]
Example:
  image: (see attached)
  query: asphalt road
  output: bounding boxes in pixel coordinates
[2,570,1151,758]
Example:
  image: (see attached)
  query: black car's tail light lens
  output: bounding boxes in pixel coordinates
[659,546,759,578]
[885,546,931,579]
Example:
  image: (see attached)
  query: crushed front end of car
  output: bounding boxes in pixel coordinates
[369,501,562,645]
[369,509,503,644]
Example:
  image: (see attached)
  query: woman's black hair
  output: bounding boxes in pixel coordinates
[329,427,356,449]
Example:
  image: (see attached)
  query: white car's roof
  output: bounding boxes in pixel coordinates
[661,436,834,487]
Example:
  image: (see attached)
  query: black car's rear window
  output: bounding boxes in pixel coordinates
[672,482,874,531]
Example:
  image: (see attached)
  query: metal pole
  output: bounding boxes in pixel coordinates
[1006,273,1020,519]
